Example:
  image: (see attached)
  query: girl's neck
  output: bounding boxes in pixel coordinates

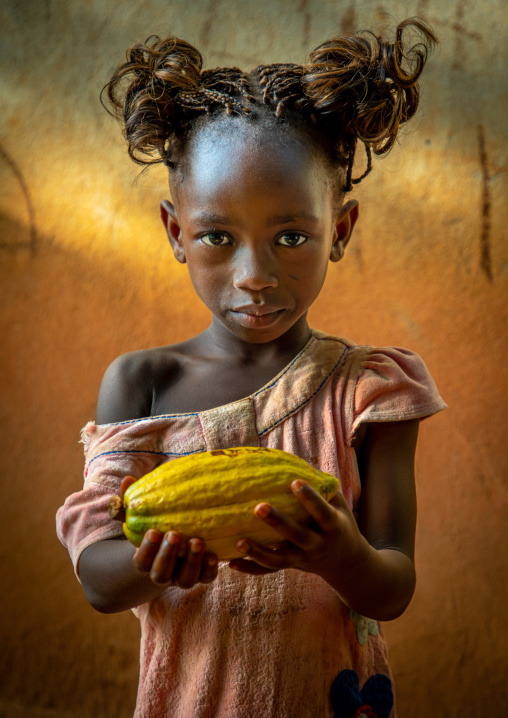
[203,314,312,366]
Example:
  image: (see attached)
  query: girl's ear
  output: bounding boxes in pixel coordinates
[329,199,359,262]
[160,199,186,264]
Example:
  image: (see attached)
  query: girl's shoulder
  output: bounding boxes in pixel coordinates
[94,338,199,425]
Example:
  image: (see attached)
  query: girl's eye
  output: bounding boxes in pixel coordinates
[200,232,231,246]
[277,233,308,247]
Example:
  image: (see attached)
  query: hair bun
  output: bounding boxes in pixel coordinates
[103,36,204,165]
[302,18,437,155]
[128,36,203,91]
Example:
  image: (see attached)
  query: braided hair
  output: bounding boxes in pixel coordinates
[103,18,437,192]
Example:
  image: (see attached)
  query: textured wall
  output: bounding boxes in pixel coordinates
[1,1,507,716]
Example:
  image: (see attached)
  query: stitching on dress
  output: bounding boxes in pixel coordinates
[95,412,200,428]
[259,345,349,436]
[252,336,317,397]
[86,447,203,470]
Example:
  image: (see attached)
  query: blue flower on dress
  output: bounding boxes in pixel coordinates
[330,669,393,718]
[350,609,379,646]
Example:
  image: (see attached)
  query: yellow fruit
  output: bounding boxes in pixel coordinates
[111,446,340,560]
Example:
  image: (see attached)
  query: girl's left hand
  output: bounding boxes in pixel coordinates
[229,479,368,582]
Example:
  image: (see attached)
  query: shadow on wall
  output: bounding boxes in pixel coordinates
[0,226,176,718]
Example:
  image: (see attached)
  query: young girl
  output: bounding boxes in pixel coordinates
[57,18,446,718]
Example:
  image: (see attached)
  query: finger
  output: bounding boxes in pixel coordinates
[329,491,350,511]
[200,552,219,584]
[174,538,205,589]
[120,476,137,500]
[254,502,313,550]
[132,530,163,572]
[234,538,295,571]
[291,480,340,532]
[149,532,182,585]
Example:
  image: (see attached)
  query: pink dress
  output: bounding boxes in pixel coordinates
[56,331,446,718]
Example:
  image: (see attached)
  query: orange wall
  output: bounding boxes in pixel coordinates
[1,1,507,716]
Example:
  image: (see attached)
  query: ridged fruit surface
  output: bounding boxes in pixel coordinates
[121,446,340,560]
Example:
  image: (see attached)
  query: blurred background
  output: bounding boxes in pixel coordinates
[1,1,506,716]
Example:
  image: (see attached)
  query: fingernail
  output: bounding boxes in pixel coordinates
[207,555,217,567]
[292,480,305,492]
[168,532,180,545]
[255,503,270,518]
[146,530,161,544]
[237,540,250,554]
[190,539,203,554]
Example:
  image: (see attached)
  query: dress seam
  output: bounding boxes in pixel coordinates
[86,447,203,471]
[252,335,317,397]
[259,345,349,437]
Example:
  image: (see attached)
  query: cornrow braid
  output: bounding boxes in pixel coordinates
[257,64,308,116]
[201,68,254,102]
[176,86,249,116]
[177,67,256,116]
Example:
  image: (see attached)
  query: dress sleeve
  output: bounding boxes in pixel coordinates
[349,346,447,445]
[55,421,167,580]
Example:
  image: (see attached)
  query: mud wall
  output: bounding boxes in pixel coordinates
[1,1,507,716]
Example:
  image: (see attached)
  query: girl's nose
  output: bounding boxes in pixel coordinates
[232,247,279,292]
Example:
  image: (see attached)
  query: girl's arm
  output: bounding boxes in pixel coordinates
[79,531,218,614]
[78,354,219,614]
[229,418,419,621]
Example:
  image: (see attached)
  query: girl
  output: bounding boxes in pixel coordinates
[57,18,446,718]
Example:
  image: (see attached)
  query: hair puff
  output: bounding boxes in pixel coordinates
[302,17,437,158]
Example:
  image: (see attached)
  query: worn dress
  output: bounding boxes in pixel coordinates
[56,331,447,718]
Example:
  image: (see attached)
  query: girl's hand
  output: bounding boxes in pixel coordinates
[119,475,218,590]
[229,479,367,584]
[133,530,219,589]
[228,421,419,621]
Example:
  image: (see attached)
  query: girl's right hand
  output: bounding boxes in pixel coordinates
[132,530,219,589]
[119,476,218,589]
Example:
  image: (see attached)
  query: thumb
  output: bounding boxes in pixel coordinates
[120,475,137,500]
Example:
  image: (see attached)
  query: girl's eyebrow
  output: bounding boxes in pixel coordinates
[191,212,231,225]
[267,213,319,226]
[191,211,320,225]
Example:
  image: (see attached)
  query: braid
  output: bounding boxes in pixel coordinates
[344,142,373,192]
[345,144,355,194]
[176,67,256,116]
[257,64,308,116]
[202,68,255,103]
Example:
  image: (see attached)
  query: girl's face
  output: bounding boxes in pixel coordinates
[162,121,358,345]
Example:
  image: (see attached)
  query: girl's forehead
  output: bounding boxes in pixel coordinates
[177,119,334,205]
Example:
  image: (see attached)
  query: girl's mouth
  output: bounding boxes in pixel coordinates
[231,307,285,329]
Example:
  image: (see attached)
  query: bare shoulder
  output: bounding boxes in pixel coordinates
[95,344,184,424]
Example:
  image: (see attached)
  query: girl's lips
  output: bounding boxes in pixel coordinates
[231,308,285,328]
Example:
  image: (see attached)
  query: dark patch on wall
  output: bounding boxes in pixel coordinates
[441,1,483,70]
[298,0,311,48]
[199,0,221,49]
[340,5,356,35]
[0,144,37,254]
[477,124,493,282]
